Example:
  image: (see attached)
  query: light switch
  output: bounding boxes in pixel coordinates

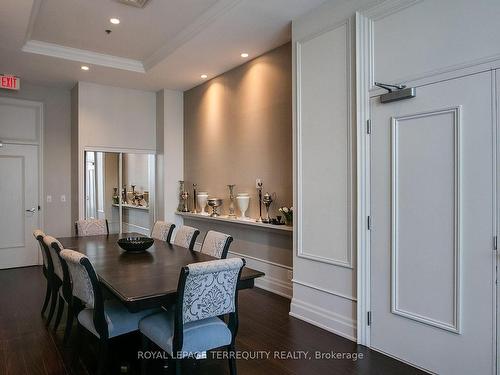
[46,195,52,203]
[60,195,66,202]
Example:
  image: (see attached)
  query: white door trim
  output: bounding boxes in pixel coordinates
[0,96,44,265]
[494,69,500,375]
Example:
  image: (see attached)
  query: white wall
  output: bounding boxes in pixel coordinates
[159,89,184,227]
[292,0,500,343]
[72,82,156,220]
[77,82,156,151]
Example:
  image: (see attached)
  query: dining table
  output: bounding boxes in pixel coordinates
[58,233,265,312]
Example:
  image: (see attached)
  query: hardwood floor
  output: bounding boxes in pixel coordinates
[0,266,425,375]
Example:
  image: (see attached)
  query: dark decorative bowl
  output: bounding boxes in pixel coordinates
[117,237,154,253]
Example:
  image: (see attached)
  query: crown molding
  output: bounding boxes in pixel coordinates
[143,0,243,70]
[22,40,145,73]
[24,0,42,44]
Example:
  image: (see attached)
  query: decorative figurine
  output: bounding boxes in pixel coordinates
[197,192,209,215]
[256,181,263,223]
[112,187,119,204]
[192,184,198,213]
[178,181,187,212]
[181,190,190,212]
[236,193,251,221]
[227,184,236,218]
[262,192,274,223]
[122,184,127,204]
[207,198,223,217]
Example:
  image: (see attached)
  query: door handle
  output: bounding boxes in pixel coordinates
[25,208,36,213]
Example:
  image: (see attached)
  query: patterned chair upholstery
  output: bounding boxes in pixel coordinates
[33,230,51,316]
[33,229,48,269]
[60,248,157,374]
[151,221,175,243]
[75,219,109,237]
[200,230,233,259]
[139,258,246,373]
[43,235,74,340]
[43,236,64,282]
[173,226,200,251]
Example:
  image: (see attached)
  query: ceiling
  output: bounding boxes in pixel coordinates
[0,0,325,91]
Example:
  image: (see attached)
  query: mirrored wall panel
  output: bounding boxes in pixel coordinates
[84,151,155,235]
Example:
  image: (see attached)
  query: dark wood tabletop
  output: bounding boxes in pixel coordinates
[58,233,265,312]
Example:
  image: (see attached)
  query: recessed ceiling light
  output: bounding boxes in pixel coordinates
[81,65,90,71]
[201,74,208,79]
[241,53,249,58]
[110,18,120,25]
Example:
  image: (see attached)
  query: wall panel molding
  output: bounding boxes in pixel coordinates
[390,106,462,333]
[296,17,355,268]
[292,279,356,302]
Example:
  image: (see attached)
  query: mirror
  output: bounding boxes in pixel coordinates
[84,151,155,235]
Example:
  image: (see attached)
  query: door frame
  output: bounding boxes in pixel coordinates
[0,96,44,265]
[356,7,500,373]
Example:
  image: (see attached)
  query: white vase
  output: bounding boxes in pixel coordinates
[236,193,251,220]
[197,192,209,215]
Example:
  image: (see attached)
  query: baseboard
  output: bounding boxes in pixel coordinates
[290,298,356,342]
[122,222,149,235]
[194,242,293,299]
[254,274,292,299]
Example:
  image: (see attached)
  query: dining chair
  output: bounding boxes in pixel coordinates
[33,230,52,317]
[44,236,74,343]
[151,220,175,242]
[200,230,233,259]
[172,225,200,250]
[42,235,66,328]
[139,257,246,375]
[60,248,158,375]
[75,218,109,236]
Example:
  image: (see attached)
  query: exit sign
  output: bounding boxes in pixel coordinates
[0,75,20,91]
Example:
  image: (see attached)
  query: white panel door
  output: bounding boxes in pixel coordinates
[371,72,496,374]
[0,143,39,268]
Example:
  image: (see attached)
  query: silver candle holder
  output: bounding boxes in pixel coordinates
[227,184,236,218]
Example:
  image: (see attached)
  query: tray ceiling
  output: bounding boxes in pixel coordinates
[0,0,326,90]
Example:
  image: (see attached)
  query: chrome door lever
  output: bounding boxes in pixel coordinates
[25,208,36,213]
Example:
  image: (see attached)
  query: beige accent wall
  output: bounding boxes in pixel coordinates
[183,43,293,295]
[0,82,72,237]
[184,43,293,218]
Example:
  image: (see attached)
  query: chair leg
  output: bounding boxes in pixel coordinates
[53,295,65,331]
[227,345,237,375]
[72,323,83,365]
[174,359,181,375]
[63,303,74,345]
[41,280,51,316]
[97,339,108,375]
[46,287,58,326]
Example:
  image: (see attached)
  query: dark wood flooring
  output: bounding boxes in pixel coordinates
[0,266,425,375]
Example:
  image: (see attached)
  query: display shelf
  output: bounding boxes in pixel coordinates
[176,211,293,233]
[112,203,149,211]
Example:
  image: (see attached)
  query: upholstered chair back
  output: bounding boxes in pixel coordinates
[173,226,200,250]
[60,249,97,308]
[151,221,175,242]
[33,229,48,268]
[43,235,64,280]
[75,219,109,236]
[179,258,245,324]
[200,230,233,259]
